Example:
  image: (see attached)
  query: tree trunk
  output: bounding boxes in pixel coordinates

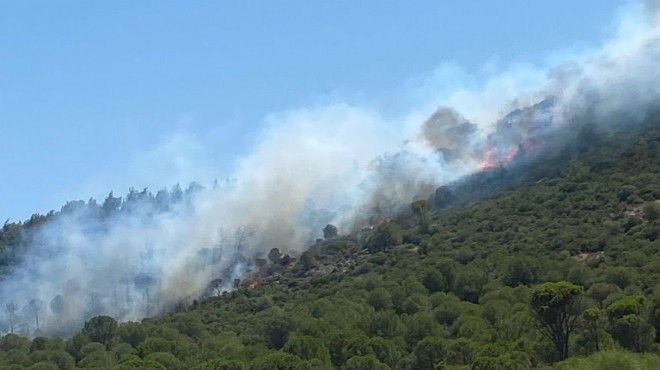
[555,333,569,361]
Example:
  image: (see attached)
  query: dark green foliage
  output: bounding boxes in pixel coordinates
[413,336,447,370]
[503,256,539,287]
[323,224,339,240]
[433,298,462,326]
[64,333,89,362]
[117,322,148,348]
[342,355,390,370]
[582,308,603,352]
[192,359,246,370]
[452,267,487,303]
[366,222,403,253]
[366,288,392,311]
[249,352,310,370]
[299,251,317,272]
[137,337,174,357]
[144,352,182,370]
[605,295,656,352]
[586,283,621,308]
[361,310,404,339]
[283,335,330,364]
[530,282,583,360]
[366,337,401,368]
[404,313,439,348]
[30,363,60,370]
[262,313,296,350]
[642,201,660,221]
[0,120,659,369]
[77,342,114,368]
[115,357,166,370]
[552,350,660,370]
[0,335,31,352]
[82,316,118,346]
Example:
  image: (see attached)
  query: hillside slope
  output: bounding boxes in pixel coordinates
[0,118,659,369]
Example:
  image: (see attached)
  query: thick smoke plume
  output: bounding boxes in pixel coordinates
[2,1,660,336]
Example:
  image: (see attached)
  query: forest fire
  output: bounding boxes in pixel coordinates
[245,279,261,290]
[477,145,519,170]
[378,217,393,224]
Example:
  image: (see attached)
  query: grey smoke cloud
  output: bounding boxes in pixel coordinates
[2,1,659,336]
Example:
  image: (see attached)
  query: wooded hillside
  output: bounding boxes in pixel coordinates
[0,117,659,369]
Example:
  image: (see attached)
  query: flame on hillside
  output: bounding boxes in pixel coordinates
[477,146,519,170]
[246,279,260,290]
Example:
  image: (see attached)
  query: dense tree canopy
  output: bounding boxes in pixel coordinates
[0,120,658,368]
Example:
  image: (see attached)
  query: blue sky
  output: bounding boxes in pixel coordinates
[0,0,628,221]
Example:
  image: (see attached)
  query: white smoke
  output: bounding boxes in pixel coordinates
[2,1,660,336]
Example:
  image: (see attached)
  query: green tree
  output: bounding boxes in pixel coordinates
[404,313,439,349]
[446,338,476,365]
[361,311,404,339]
[341,334,372,361]
[503,256,538,287]
[433,299,462,326]
[606,295,655,352]
[530,281,583,361]
[117,322,147,348]
[323,224,339,240]
[342,355,390,370]
[642,201,660,221]
[82,316,118,346]
[582,308,603,352]
[65,333,90,362]
[115,357,166,370]
[77,342,114,368]
[452,267,487,303]
[413,336,447,370]
[40,350,75,370]
[250,352,310,370]
[422,270,446,294]
[299,251,317,272]
[192,359,247,370]
[586,283,621,308]
[26,362,59,370]
[268,248,282,264]
[366,222,402,253]
[137,337,175,357]
[411,200,433,233]
[145,352,182,370]
[263,314,296,350]
[367,337,401,369]
[284,336,330,364]
[366,288,392,311]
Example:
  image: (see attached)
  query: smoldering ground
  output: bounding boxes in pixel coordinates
[2,1,660,336]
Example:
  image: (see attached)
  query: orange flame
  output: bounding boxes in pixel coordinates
[378,217,393,224]
[477,149,497,170]
[246,279,260,289]
[504,147,517,162]
[477,145,519,170]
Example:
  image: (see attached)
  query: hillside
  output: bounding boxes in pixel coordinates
[0,117,659,369]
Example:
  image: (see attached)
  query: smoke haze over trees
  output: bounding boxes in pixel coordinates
[1,0,660,341]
